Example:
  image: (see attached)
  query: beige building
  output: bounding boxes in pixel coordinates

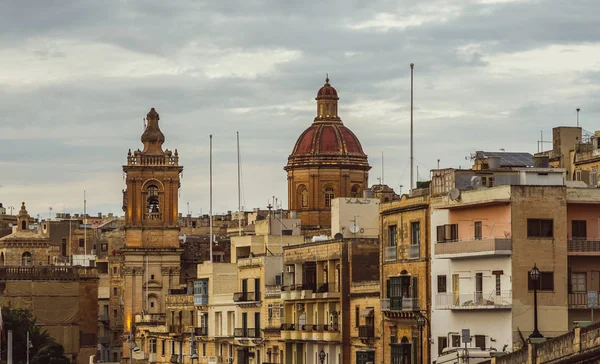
[349,280,381,364]
[380,191,431,364]
[0,266,99,363]
[330,197,380,239]
[285,77,371,230]
[281,237,379,364]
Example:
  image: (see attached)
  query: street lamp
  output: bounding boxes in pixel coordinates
[126,334,140,364]
[416,313,427,364]
[319,349,326,364]
[529,264,543,339]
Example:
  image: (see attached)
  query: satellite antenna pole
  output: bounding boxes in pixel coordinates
[84,190,87,263]
[410,63,415,191]
[381,151,384,185]
[209,135,213,263]
[237,131,242,237]
[577,108,580,127]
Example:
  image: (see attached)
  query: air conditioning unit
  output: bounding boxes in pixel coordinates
[286,266,295,273]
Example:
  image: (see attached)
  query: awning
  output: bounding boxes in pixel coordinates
[360,308,374,318]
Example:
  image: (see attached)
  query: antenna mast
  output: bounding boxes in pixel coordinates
[209,135,213,263]
[381,151,384,185]
[410,63,415,191]
[577,108,580,127]
[84,190,87,263]
[237,132,242,237]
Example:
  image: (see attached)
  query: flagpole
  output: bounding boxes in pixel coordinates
[237,132,242,237]
[209,135,213,263]
[84,190,87,264]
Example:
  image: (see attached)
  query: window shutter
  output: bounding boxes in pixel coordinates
[437,226,445,242]
[386,279,390,298]
[412,276,419,310]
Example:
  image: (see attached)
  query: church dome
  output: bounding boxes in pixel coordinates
[285,77,369,171]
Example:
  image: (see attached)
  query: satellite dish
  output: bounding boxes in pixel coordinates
[334,233,343,239]
[471,176,482,189]
[349,223,360,234]
[8,223,12,228]
[448,188,461,201]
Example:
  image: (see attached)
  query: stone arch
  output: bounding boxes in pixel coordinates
[142,180,164,218]
[21,220,26,230]
[22,252,32,266]
[350,184,361,198]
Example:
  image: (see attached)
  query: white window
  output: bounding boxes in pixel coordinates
[571,272,587,292]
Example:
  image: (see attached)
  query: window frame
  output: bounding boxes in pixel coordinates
[437,275,447,293]
[528,271,554,291]
[411,221,421,245]
[527,218,553,238]
[388,225,397,247]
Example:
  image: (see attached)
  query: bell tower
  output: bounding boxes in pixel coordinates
[121,108,184,360]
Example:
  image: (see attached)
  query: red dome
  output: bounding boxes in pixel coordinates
[291,123,365,156]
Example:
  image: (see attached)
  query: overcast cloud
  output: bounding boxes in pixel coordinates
[1,0,599,218]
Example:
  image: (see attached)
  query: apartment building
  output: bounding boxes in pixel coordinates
[380,190,430,364]
[428,163,600,362]
[281,237,379,364]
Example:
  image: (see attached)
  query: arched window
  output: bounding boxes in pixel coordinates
[325,187,335,208]
[21,220,26,230]
[297,186,309,209]
[351,185,360,198]
[22,252,32,266]
[146,185,160,218]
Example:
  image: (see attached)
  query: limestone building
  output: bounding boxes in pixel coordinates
[285,77,371,231]
[121,108,184,362]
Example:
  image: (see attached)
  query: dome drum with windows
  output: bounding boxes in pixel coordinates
[285,77,371,228]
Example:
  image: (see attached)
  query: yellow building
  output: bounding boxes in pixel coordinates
[379,191,431,364]
[284,77,371,230]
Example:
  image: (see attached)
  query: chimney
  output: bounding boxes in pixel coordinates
[488,156,501,169]
[363,189,374,198]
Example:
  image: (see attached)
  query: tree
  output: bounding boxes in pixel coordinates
[31,342,70,364]
[0,305,68,364]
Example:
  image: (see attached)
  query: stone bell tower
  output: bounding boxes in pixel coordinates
[121,108,184,360]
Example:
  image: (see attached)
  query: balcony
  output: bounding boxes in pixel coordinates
[233,291,259,302]
[435,290,512,310]
[358,325,374,339]
[569,291,599,308]
[165,294,194,306]
[280,324,295,340]
[434,238,512,259]
[99,313,109,323]
[384,246,397,262]
[234,328,260,338]
[381,297,418,312]
[568,239,600,256]
[195,327,208,336]
[169,325,183,334]
[144,212,163,221]
[99,336,109,345]
[194,294,208,305]
[404,244,420,260]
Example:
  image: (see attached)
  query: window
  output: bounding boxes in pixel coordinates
[202,343,206,357]
[437,275,447,293]
[572,220,587,239]
[151,302,154,308]
[592,169,598,186]
[387,275,418,310]
[61,238,67,256]
[527,219,553,238]
[437,224,458,242]
[21,252,32,266]
[451,334,460,348]
[388,225,397,247]
[101,243,108,252]
[161,340,165,356]
[113,266,118,274]
[280,305,284,320]
[113,309,118,319]
[324,187,335,208]
[351,185,360,198]
[528,271,554,291]
[474,221,482,240]
[495,274,501,296]
[151,274,155,280]
[268,304,273,321]
[79,238,85,248]
[147,185,160,213]
[355,306,359,328]
[438,337,448,356]
[149,339,157,353]
[571,272,586,292]
[475,335,486,350]
[113,287,118,296]
[411,222,420,245]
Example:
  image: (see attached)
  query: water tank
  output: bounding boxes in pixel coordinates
[311,235,329,242]
[363,189,374,198]
[533,155,550,168]
[488,156,501,169]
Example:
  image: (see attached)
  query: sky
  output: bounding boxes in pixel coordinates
[1,0,599,219]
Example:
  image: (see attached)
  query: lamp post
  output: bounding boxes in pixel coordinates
[190,333,198,363]
[529,264,543,339]
[319,349,326,364]
[416,313,426,364]
[126,333,140,364]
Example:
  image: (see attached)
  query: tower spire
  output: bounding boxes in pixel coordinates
[140,108,165,154]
